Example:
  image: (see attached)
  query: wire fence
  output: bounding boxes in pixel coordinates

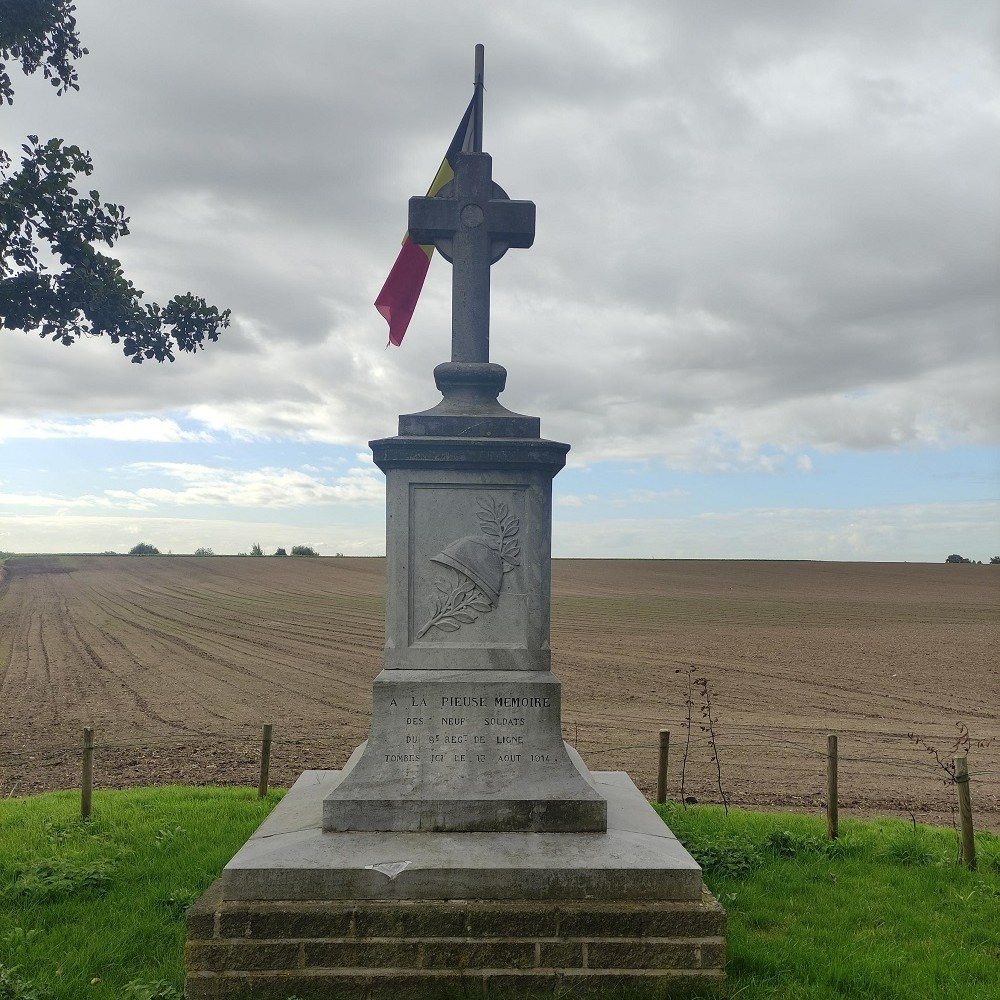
[2,719,997,836]
[1,728,997,776]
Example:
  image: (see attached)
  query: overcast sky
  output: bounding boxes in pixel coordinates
[1,0,998,561]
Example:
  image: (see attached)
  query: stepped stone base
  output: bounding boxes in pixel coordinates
[186,770,724,998]
[186,887,725,999]
[218,770,702,902]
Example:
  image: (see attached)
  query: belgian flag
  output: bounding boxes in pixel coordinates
[375,95,476,346]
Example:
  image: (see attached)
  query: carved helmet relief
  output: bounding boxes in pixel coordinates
[432,536,504,605]
[416,495,520,639]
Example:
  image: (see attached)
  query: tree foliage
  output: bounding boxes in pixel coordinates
[128,541,159,556]
[0,0,86,105]
[944,554,970,564]
[0,1,230,362]
[290,545,318,557]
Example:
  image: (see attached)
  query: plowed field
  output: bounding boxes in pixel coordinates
[1,556,997,830]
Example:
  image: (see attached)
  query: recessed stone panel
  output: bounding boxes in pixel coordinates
[409,485,528,650]
[378,442,564,673]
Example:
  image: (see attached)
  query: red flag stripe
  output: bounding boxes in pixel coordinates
[375,95,476,346]
[375,238,434,347]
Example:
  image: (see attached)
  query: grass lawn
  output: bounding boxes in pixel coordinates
[658,801,1000,999]
[0,787,997,999]
[0,787,279,999]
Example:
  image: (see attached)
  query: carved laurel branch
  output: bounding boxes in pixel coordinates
[415,572,493,639]
[476,495,520,572]
[415,495,521,639]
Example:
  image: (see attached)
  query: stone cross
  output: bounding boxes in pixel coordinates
[408,153,535,364]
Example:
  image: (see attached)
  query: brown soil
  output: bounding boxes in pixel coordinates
[1,556,997,831]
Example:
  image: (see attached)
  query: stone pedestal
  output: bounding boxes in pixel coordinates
[326,361,608,834]
[186,771,726,1000]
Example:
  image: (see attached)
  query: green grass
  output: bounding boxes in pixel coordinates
[0,789,997,999]
[657,801,1000,1000]
[0,787,281,999]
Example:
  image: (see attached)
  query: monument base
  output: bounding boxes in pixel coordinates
[185,771,725,999]
[324,672,608,833]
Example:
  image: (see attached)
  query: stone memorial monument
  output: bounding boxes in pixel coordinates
[186,47,724,999]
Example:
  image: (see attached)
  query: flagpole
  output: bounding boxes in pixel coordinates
[473,43,484,153]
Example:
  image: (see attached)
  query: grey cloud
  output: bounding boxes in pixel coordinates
[1,0,996,470]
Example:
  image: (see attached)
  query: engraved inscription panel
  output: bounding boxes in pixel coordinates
[385,691,556,773]
[362,675,579,802]
[323,670,608,832]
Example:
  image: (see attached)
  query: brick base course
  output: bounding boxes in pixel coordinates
[185,880,725,999]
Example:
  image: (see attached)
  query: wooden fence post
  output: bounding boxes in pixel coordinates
[826,734,838,840]
[954,755,976,871]
[656,729,670,804]
[81,726,94,820]
[258,724,273,798]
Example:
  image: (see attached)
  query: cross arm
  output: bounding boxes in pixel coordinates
[408,196,535,249]
[408,196,457,246]
[488,199,535,249]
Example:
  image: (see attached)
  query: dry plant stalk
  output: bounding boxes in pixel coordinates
[695,675,729,816]
[676,666,728,813]
[906,722,976,785]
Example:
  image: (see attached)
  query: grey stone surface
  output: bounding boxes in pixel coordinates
[222,769,703,902]
[371,451,565,675]
[408,152,534,365]
[186,878,726,997]
[366,148,566,685]
[396,363,541,439]
[371,436,570,473]
[324,671,607,832]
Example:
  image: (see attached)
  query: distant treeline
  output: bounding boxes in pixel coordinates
[123,542,335,557]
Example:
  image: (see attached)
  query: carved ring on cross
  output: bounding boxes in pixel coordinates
[429,180,514,265]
